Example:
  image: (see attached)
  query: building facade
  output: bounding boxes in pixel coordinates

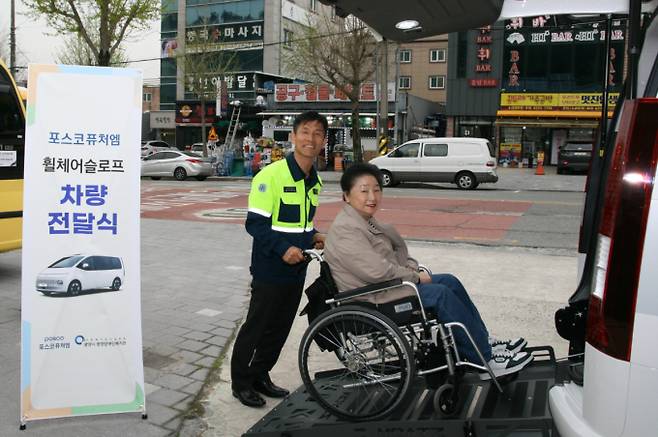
[159,0,339,148]
[447,15,626,167]
[398,36,449,105]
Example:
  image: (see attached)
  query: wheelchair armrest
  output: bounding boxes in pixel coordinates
[418,264,432,275]
[328,278,403,303]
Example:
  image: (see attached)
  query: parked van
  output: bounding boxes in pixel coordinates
[36,255,125,297]
[369,137,498,189]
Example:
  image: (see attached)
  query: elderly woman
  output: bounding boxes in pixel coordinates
[324,163,532,379]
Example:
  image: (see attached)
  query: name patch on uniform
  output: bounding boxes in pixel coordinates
[283,186,297,193]
[313,188,318,195]
[258,183,267,193]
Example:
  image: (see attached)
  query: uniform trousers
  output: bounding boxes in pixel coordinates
[230,279,304,390]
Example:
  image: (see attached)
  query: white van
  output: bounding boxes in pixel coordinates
[36,255,125,297]
[369,137,498,189]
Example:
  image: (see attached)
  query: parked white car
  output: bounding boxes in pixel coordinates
[36,255,124,297]
[369,137,498,189]
[141,140,176,157]
[141,150,213,181]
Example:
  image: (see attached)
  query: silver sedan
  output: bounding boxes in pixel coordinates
[141,150,213,181]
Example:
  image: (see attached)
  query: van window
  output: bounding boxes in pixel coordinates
[49,255,85,268]
[424,143,448,157]
[79,257,96,270]
[391,143,420,158]
[110,257,121,269]
[95,256,110,270]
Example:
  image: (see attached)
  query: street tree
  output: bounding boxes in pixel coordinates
[55,32,128,66]
[23,0,159,66]
[285,14,377,163]
[178,26,237,156]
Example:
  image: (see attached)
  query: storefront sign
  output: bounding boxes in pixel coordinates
[499,143,522,165]
[186,21,264,44]
[500,93,620,111]
[274,82,396,102]
[469,78,499,87]
[150,111,175,129]
[176,100,217,124]
[21,65,144,423]
[475,25,494,74]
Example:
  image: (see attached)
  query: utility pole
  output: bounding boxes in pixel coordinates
[378,39,389,140]
[10,0,16,77]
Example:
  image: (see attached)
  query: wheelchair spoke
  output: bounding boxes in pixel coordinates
[300,307,415,421]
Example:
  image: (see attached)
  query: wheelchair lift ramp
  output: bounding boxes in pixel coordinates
[244,346,566,437]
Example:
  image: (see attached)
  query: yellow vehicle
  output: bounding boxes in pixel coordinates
[0,60,26,252]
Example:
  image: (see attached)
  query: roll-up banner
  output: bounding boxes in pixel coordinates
[20,65,145,424]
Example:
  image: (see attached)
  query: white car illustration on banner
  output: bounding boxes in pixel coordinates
[36,255,125,297]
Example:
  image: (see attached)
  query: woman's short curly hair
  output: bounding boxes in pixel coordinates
[340,163,384,193]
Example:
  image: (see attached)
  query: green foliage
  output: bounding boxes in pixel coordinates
[23,0,160,66]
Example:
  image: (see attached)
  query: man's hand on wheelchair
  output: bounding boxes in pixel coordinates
[283,246,306,265]
[312,233,326,250]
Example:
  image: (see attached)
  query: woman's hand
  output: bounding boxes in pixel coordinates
[418,271,432,284]
[312,233,326,249]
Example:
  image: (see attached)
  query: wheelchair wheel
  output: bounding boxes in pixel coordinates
[433,383,459,418]
[299,305,415,421]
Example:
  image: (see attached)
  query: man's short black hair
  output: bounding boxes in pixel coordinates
[340,163,384,193]
[293,111,328,134]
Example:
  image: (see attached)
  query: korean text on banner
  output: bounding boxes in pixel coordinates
[20,64,145,423]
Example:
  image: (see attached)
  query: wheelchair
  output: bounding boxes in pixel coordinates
[298,250,504,422]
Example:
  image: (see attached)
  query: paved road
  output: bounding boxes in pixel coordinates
[140,179,584,250]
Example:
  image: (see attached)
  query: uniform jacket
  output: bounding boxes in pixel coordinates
[245,153,322,284]
[324,203,420,303]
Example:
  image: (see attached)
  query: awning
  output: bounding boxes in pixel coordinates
[495,117,600,128]
[496,110,613,119]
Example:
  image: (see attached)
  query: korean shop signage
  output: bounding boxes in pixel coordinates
[21,65,145,424]
[500,93,620,111]
[176,100,217,124]
[185,21,264,44]
[275,82,396,102]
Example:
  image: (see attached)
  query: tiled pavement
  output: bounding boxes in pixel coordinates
[0,218,253,437]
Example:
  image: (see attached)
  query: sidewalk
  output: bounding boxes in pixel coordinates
[198,241,577,437]
[211,166,586,192]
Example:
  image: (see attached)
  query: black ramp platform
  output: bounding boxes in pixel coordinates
[245,347,566,437]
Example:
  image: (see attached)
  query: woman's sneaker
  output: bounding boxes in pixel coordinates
[489,337,527,355]
[480,349,533,380]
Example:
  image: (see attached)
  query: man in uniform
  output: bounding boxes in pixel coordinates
[230,111,328,407]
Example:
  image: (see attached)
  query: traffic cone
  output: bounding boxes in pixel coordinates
[535,160,545,175]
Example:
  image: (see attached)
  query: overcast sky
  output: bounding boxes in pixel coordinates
[1,1,161,83]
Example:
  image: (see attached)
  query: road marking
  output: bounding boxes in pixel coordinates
[197,309,222,317]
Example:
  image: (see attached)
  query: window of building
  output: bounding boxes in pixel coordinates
[399,76,411,89]
[331,5,336,19]
[143,93,152,102]
[284,29,294,48]
[429,75,445,89]
[399,49,412,63]
[310,0,317,12]
[430,48,446,63]
[186,0,265,26]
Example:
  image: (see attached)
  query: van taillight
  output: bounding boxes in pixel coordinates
[586,99,658,361]
[486,160,495,167]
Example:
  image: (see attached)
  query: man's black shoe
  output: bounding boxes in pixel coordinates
[253,379,289,398]
[232,388,266,407]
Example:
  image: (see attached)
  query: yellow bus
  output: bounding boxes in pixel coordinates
[0,60,26,252]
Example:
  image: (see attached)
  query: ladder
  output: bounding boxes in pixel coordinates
[225,105,241,147]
